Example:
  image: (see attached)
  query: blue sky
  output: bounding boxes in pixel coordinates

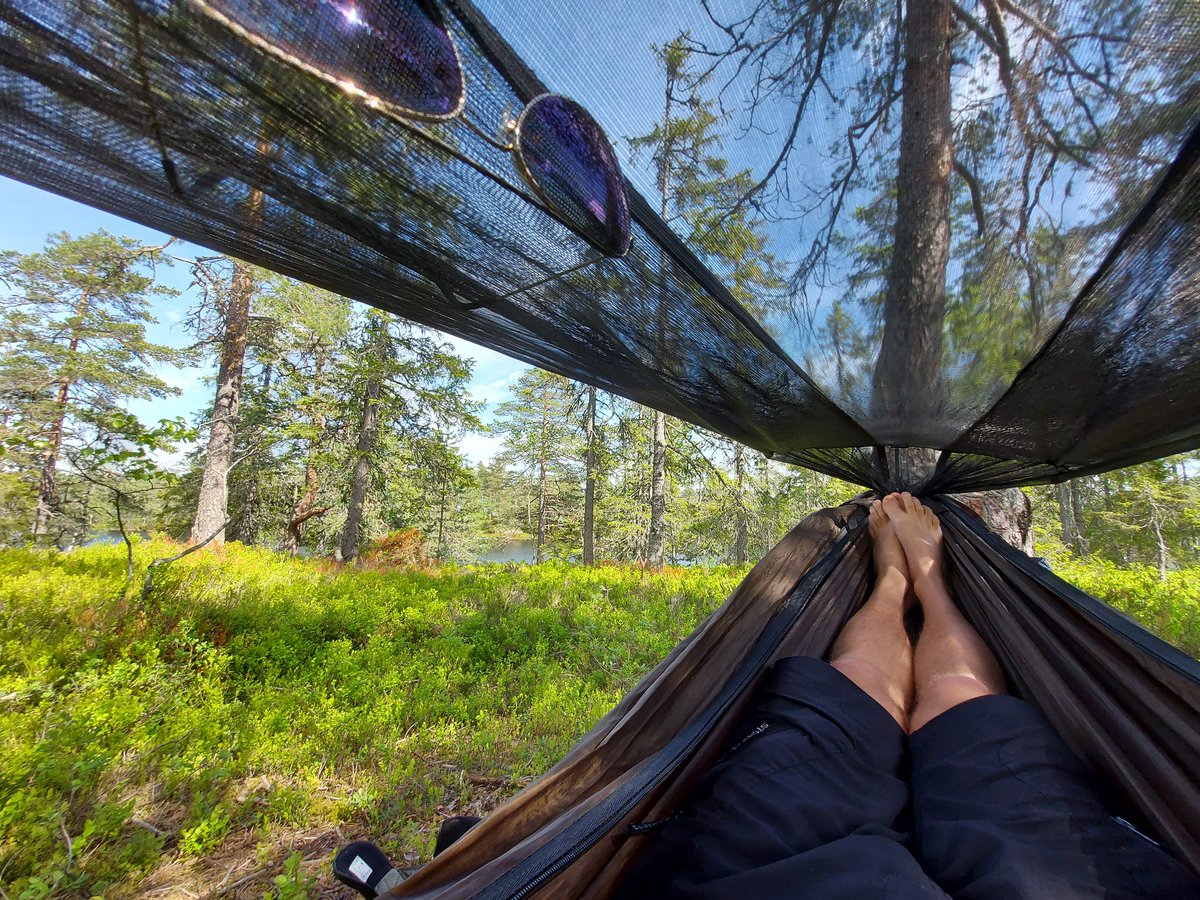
[0,2,717,468]
[0,175,525,464]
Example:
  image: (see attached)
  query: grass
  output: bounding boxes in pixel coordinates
[0,540,743,897]
[3,538,1197,897]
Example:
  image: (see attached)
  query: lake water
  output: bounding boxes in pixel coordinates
[478,538,537,564]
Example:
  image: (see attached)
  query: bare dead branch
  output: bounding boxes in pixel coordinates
[953,158,987,236]
[140,518,230,603]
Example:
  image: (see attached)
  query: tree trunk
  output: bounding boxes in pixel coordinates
[536,388,549,564]
[235,362,273,544]
[1071,479,1088,554]
[437,473,448,559]
[733,443,749,564]
[284,356,329,554]
[339,380,379,561]
[583,384,596,565]
[32,290,88,539]
[339,328,384,562]
[870,0,954,433]
[868,0,1033,554]
[647,410,667,567]
[953,488,1034,555]
[1057,481,1079,551]
[191,260,254,544]
[284,457,328,553]
[644,69,675,570]
[1147,485,1168,580]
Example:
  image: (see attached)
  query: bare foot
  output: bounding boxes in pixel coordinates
[869,496,915,609]
[882,492,945,593]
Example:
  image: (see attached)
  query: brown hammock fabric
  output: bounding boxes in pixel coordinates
[379,499,1200,898]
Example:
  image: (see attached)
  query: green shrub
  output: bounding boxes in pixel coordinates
[0,541,742,896]
[1046,554,1200,659]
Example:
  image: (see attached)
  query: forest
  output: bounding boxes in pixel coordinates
[4,225,1200,900]
[2,226,1199,574]
[2,6,1199,894]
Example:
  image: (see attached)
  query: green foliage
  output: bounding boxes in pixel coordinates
[0,230,188,544]
[1044,554,1200,660]
[178,808,231,857]
[265,851,316,900]
[0,541,743,896]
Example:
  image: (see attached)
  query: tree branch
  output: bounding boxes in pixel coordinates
[140,518,230,603]
[953,158,987,236]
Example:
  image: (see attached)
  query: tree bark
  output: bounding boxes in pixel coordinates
[284,458,328,553]
[191,260,253,544]
[234,362,272,544]
[871,0,1033,553]
[536,386,549,564]
[32,290,88,539]
[191,150,268,546]
[647,410,667,567]
[953,488,1034,555]
[870,0,954,435]
[1056,480,1087,553]
[733,443,749,564]
[284,358,329,554]
[583,385,596,565]
[339,325,384,561]
[1070,479,1088,553]
[1056,481,1078,549]
[644,65,675,570]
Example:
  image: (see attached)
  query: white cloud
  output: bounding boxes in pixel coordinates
[150,439,197,473]
[457,431,506,464]
[157,365,209,394]
[469,370,525,410]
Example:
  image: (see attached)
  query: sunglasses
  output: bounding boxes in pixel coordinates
[188,0,633,258]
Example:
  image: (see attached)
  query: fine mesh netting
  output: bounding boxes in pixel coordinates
[1,0,1198,490]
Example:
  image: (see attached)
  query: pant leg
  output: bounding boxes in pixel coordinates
[910,694,1200,899]
[617,656,948,900]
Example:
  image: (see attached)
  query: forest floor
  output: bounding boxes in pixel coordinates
[2,539,1197,897]
[0,540,742,897]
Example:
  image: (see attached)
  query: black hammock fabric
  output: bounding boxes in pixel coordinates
[1,0,1199,491]
[364,499,1200,898]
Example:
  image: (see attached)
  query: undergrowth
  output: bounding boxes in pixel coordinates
[0,540,741,897]
[2,539,1196,896]
[1045,555,1200,659]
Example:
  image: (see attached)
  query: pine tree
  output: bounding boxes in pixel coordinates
[630,35,786,566]
[494,369,580,563]
[337,310,478,560]
[0,231,183,542]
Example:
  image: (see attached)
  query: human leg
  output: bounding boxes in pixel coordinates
[828,498,916,729]
[615,656,944,899]
[616,501,944,898]
[883,492,1005,733]
[889,494,1200,898]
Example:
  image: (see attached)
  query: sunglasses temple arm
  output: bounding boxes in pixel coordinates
[496,253,606,300]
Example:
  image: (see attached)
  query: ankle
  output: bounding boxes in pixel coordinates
[875,567,909,594]
[913,573,952,607]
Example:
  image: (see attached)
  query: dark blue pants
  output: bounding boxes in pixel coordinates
[616,657,1200,899]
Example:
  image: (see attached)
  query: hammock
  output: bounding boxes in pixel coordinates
[362,498,1200,898]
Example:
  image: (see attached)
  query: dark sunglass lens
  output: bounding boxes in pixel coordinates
[204,0,463,119]
[516,96,631,256]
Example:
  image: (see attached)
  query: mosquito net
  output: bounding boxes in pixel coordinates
[1,0,1197,491]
